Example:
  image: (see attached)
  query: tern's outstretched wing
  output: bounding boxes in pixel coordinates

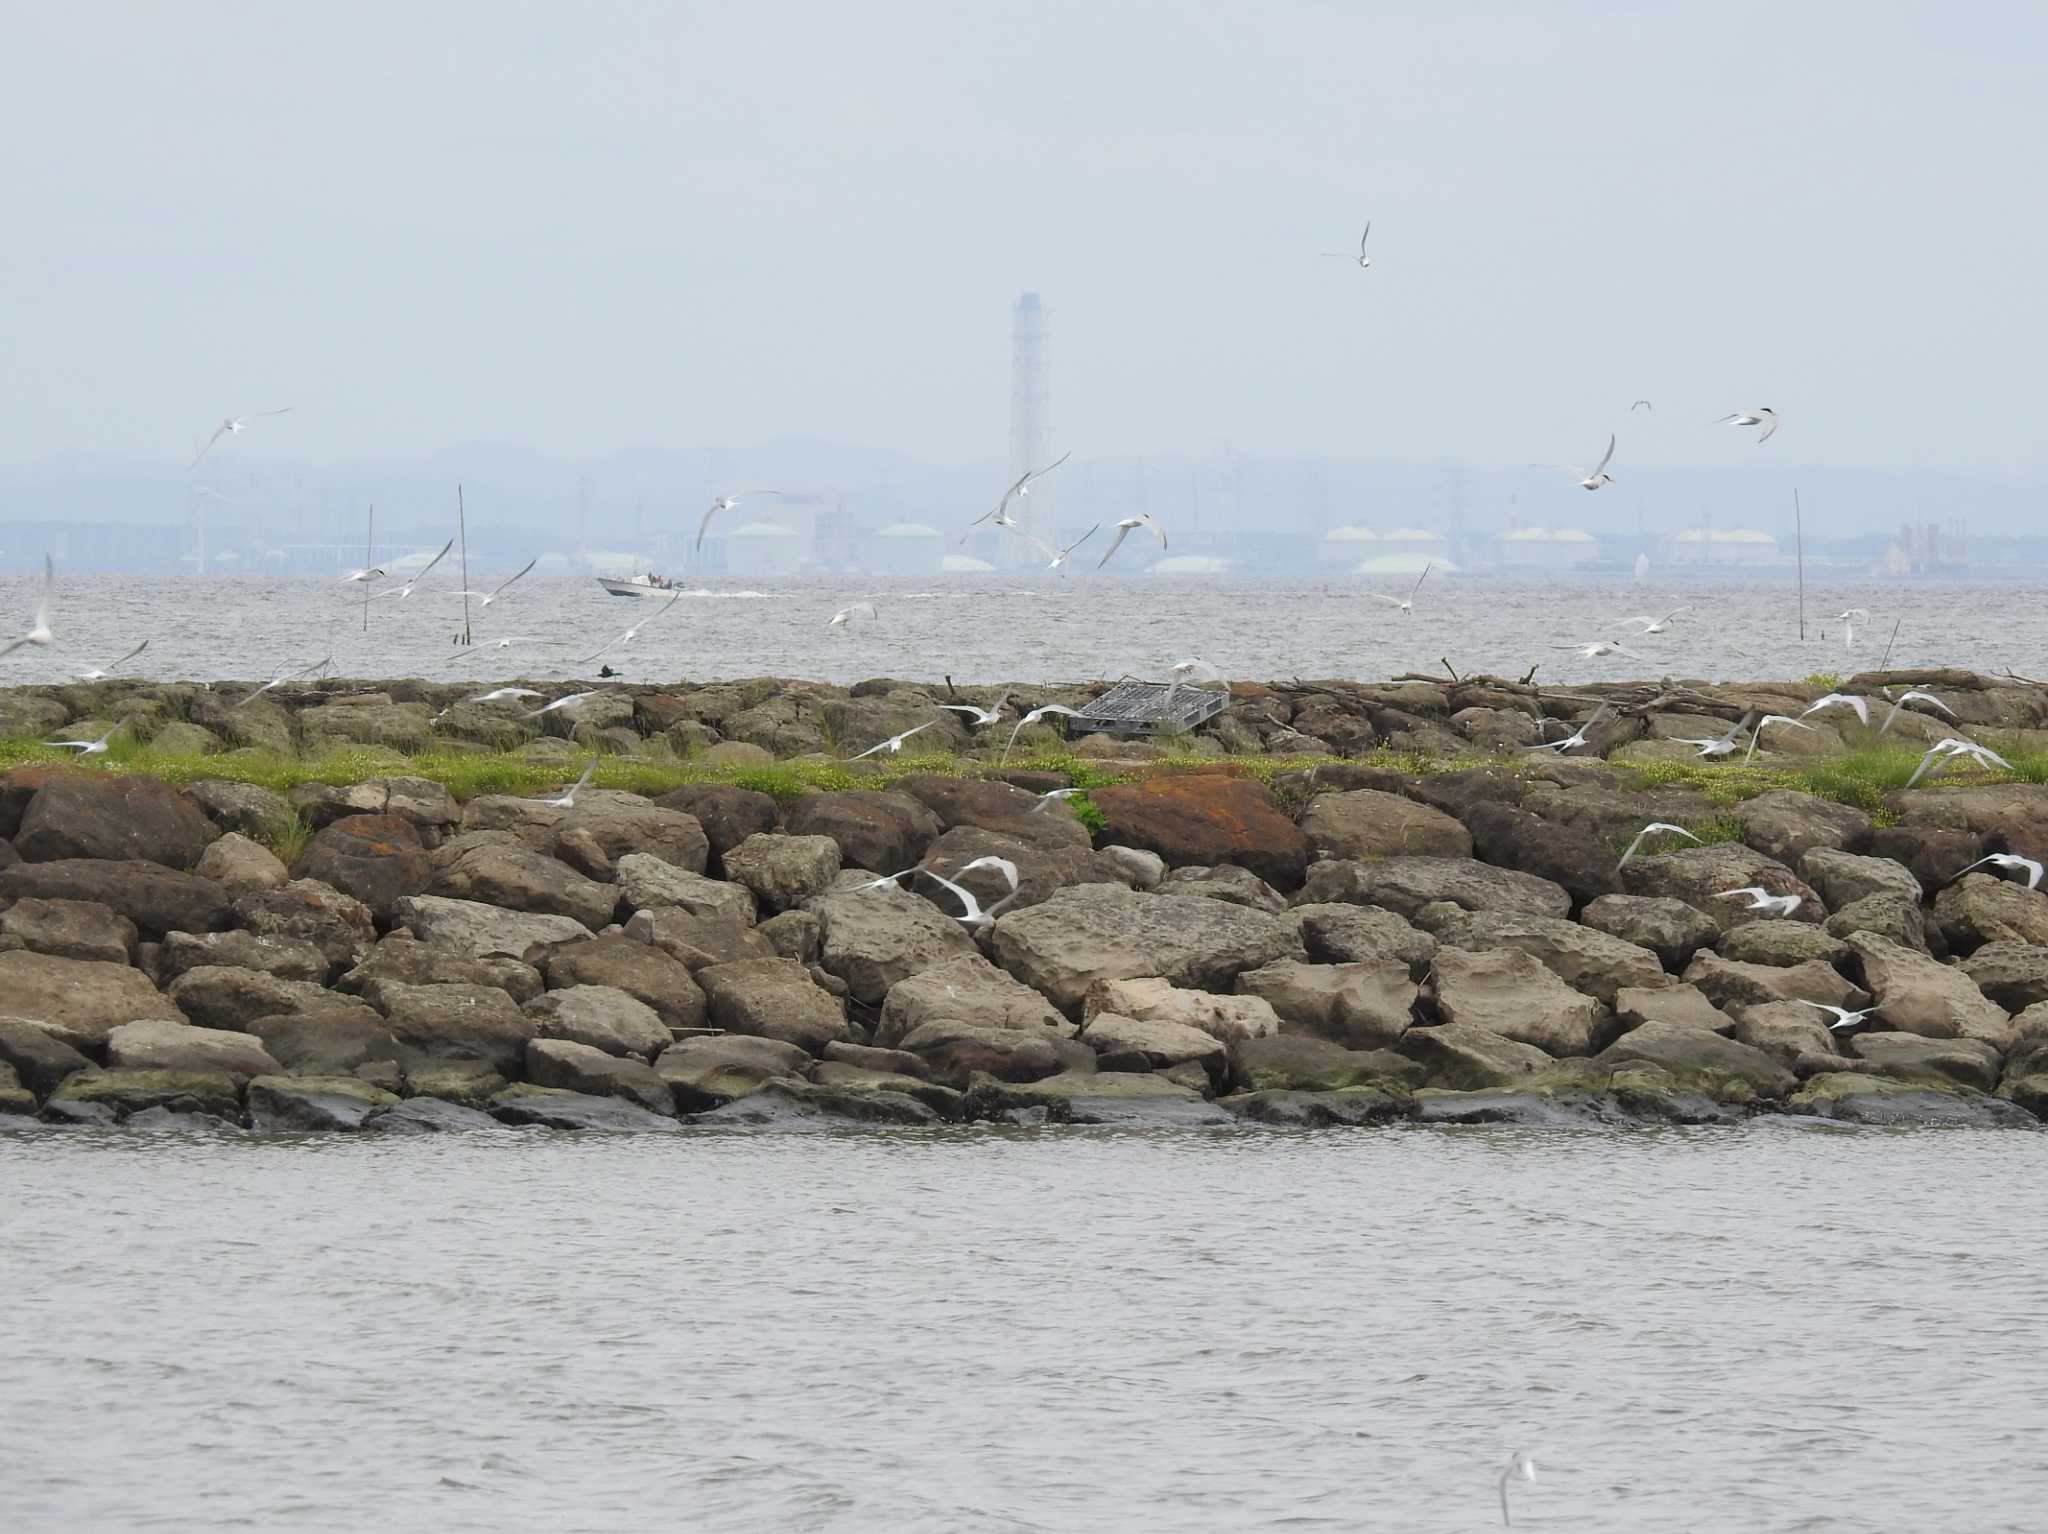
[1591,434,1617,477]
[1095,524,1133,569]
[490,557,538,598]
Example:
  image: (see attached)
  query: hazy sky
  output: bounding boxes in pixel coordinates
[3,1,2043,477]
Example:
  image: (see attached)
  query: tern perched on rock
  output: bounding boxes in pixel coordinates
[1952,852,2045,890]
[1096,514,1169,570]
[78,638,149,681]
[1880,690,1955,733]
[1320,220,1372,269]
[535,758,599,810]
[1364,561,1432,613]
[1497,1452,1536,1527]
[1802,693,1869,726]
[1001,703,1087,764]
[190,407,293,469]
[1536,434,1615,490]
[1717,406,1780,443]
[1715,886,1803,917]
[1792,1000,1877,1031]
[1904,737,2013,788]
[848,720,939,762]
[1618,821,1701,868]
[0,554,55,658]
[1744,713,1818,762]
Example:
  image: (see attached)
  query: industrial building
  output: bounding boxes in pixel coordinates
[1662,528,1780,565]
[1496,526,1601,568]
[868,521,943,576]
[1318,525,1379,568]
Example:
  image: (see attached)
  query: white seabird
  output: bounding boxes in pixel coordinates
[1618,821,1701,868]
[847,720,939,761]
[1320,220,1372,269]
[78,638,149,681]
[535,758,598,809]
[1613,606,1687,635]
[697,491,788,551]
[1717,406,1779,443]
[1952,852,2045,890]
[1364,561,1432,614]
[1534,433,1616,491]
[1714,885,1803,917]
[376,537,455,600]
[1027,524,1100,571]
[829,601,879,630]
[1802,693,1869,726]
[1744,713,1818,763]
[1903,736,2013,788]
[582,591,681,664]
[0,554,55,658]
[1498,1451,1536,1527]
[446,557,538,608]
[1879,690,1955,733]
[46,724,119,756]
[1000,702,1087,764]
[936,693,1009,727]
[1792,1000,1878,1031]
[1096,514,1169,570]
[190,407,293,469]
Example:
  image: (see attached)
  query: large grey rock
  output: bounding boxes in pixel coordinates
[430,843,615,929]
[1295,856,1570,921]
[1291,903,1436,976]
[158,930,331,986]
[13,772,217,870]
[1715,922,1848,968]
[656,1034,812,1111]
[363,1098,503,1133]
[48,1068,242,1121]
[234,880,376,969]
[106,1019,281,1079]
[0,1016,95,1098]
[1425,947,1610,1057]
[1733,790,1870,866]
[1156,864,1288,915]
[247,1075,400,1132]
[543,934,707,1032]
[1577,894,1719,972]
[245,1002,403,1077]
[1083,976,1280,1046]
[1396,1022,1554,1090]
[1728,1001,1847,1074]
[336,933,542,1004]
[1824,893,1931,953]
[1418,907,1667,1005]
[0,897,137,964]
[1931,874,2048,953]
[614,855,757,924]
[489,1087,681,1132]
[194,833,290,893]
[1799,847,1922,912]
[1621,845,1821,929]
[1228,1033,1424,1094]
[396,894,592,959]
[890,1019,1069,1088]
[524,1038,674,1114]
[650,785,778,876]
[1300,787,1471,861]
[1081,1012,1227,1080]
[1234,958,1415,1049]
[0,950,186,1048]
[782,790,944,876]
[1844,932,2012,1046]
[1612,983,1737,1036]
[1783,1073,2035,1127]
[1960,942,2048,1013]
[185,779,295,839]
[524,986,671,1061]
[623,907,775,971]
[965,1069,1231,1127]
[549,793,710,875]
[292,814,432,922]
[1683,952,1869,1015]
[875,953,1069,1048]
[1847,1032,2003,1092]
[165,966,335,1030]
[723,833,842,913]
[362,979,537,1075]
[697,958,851,1054]
[0,859,233,938]
[1595,1019,1797,1099]
[809,880,979,1006]
[289,778,461,837]
[992,883,1298,1018]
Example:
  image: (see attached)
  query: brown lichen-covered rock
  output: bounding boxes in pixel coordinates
[1611,983,1736,1036]
[293,814,432,922]
[0,1016,95,1098]
[289,777,460,836]
[158,930,332,986]
[656,1034,810,1112]
[921,826,1130,915]
[613,855,757,924]
[12,772,218,870]
[429,842,615,930]
[361,979,536,1076]
[523,986,671,1062]
[894,773,1093,852]
[1847,1032,2003,1093]
[1844,931,2013,1046]
[1088,775,1310,890]
[1459,800,1624,907]
[876,953,1069,1049]
[236,880,377,968]
[1,858,233,938]
[1960,942,2048,1013]
[1595,1018,1796,1099]
[782,790,944,877]
[245,1002,403,1078]
[335,932,542,1003]
[624,907,776,971]
[1863,826,1988,895]
[1396,1022,1553,1090]
[1228,1033,1425,1094]
[394,894,590,960]
[525,1038,674,1114]
[166,965,336,1031]
[1084,975,1281,1046]
[195,833,290,893]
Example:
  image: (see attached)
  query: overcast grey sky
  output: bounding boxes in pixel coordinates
[2,1,2042,477]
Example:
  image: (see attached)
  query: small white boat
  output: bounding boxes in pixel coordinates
[596,574,675,598]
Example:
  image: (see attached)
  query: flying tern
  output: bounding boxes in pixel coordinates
[1613,606,1687,634]
[1535,433,1616,490]
[535,758,598,810]
[1715,886,1804,917]
[46,724,119,756]
[235,656,324,708]
[339,566,386,583]
[921,866,1024,933]
[965,451,1072,539]
[1672,714,1755,759]
[1096,514,1169,570]
[696,491,787,551]
[190,407,293,469]
[1618,821,1701,867]
[1364,561,1432,613]
[1551,637,1642,659]
[1717,406,1779,443]
[952,854,1021,893]
[77,638,149,681]
[1030,787,1089,813]
[1791,1000,1878,1032]
[1952,852,2045,890]
[1320,221,1371,269]
[1879,690,1954,733]
[0,555,55,658]
[465,687,545,705]
[1744,713,1817,763]
[829,601,879,630]
[1498,1452,1536,1527]
[848,720,940,761]
[582,591,680,663]
[445,557,538,607]
[853,867,920,893]
[1531,704,1615,755]
[376,538,455,600]
[1903,737,2013,788]
[936,693,1009,727]
[1802,692,1869,726]
[1836,607,1869,648]
[1630,399,1653,412]
[1027,524,1100,571]
[1000,702,1087,764]
[524,689,610,719]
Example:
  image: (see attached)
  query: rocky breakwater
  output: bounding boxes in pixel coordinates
[4,716,2048,1134]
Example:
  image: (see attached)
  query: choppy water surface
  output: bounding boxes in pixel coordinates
[6,1123,2047,1532]
[0,573,2032,688]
